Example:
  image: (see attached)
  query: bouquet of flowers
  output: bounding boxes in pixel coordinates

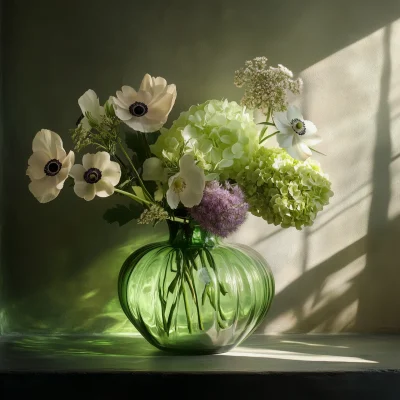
[27,56,333,234]
[26,56,333,353]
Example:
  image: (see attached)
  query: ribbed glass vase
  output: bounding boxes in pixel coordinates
[118,221,274,354]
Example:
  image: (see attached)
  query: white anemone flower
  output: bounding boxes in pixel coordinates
[70,152,121,201]
[273,105,322,161]
[112,74,177,133]
[166,154,205,209]
[27,129,75,203]
[78,89,106,130]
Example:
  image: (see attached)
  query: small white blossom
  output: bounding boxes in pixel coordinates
[273,105,321,161]
[112,74,177,133]
[166,154,205,209]
[70,152,121,201]
[78,89,105,130]
[27,129,75,203]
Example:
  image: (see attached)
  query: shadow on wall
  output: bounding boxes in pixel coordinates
[262,25,400,333]
[2,0,400,334]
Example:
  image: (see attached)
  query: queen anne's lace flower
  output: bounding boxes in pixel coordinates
[138,204,169,225]
[150,99,259,180]
[27,129,75,203]
[234,57,303,112]
[236,148,333,230]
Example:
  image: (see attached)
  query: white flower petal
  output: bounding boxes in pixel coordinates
[61,150,75,169]
[114,106,132,121]
[78,89,104,124]
[95,180,115,197]
[273,112,291,134]
[32,129,63,158]
[166,187,180,209]
[153,76,167,89]
[102,161,121,186]
[139,74,152,92]
[78,89,97,114]
[116,90,133,108]
[286,137,312,161]
[112,96,127,109]
[69,164,86,182]
[123,116,164,133]
[82,153,96,170]
[276,132,294,149]
[57,151,75,189]
[135,90,152,105]
[27,151,49,179]
[166,84,177,113]
[29,176,60,203]
[183,167,205,194]
[299,121,321,147]
[287,105,303,122]
[74,182,96,201]
[121,85,137,104]
[91,151,111,170]
[304,120,317,135]
[180,187,203,208]
[142,157,167,182]
[55,168,69,189]
[147,92,174,120]
[179,154,196,171]
[56,146,67,161]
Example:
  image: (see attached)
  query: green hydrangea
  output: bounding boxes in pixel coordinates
[236,147,333,230]
[150,99,260,180]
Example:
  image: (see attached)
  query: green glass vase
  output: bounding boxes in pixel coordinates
[118,221,274,354]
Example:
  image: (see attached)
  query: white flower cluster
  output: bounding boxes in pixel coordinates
[138,204,169,225]
[234,57,303,112]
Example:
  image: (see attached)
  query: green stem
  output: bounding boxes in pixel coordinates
[260,131,279,144]
[181,278,193,334]
[114,188,152,205]
[185,256,204,330]
[118,141,154,201]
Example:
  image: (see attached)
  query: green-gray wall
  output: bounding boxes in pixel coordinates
[2,0,400,334]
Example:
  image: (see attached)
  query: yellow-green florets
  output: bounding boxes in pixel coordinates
[150,99,260,180]
[236,148,333,230]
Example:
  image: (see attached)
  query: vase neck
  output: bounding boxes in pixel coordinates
[167,221,219,248]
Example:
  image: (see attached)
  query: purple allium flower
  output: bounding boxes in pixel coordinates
[189,181,249,238]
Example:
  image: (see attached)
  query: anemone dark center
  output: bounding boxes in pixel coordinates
[290,118,306,136]
[84,168,102,184]
[129,101,148,117]
[44,159,62,176]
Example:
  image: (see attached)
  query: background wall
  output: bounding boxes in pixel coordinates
[2,0,400,335]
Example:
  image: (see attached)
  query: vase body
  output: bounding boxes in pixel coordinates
[118,222,274,354]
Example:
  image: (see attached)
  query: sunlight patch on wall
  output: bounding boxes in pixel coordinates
[235,20,400,333]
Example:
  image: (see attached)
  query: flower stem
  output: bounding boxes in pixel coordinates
[259,131,279,144]
[114,188,152,205]
[118,141,154,201]
[181,279,193,334]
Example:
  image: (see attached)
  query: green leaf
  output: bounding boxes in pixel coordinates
[132,186,146,201]
[103,203,144,226]
[258,122,276,126]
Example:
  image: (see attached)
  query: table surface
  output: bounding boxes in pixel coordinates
[1,334,399,373]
